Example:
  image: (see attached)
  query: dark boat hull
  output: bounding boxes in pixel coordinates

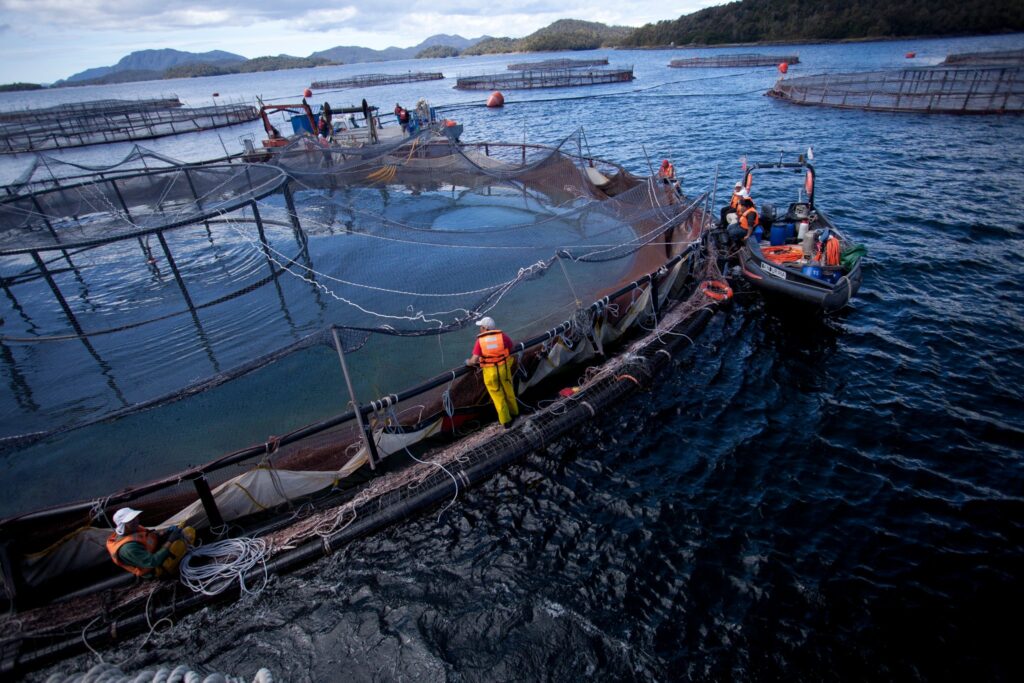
[738,243,862,313]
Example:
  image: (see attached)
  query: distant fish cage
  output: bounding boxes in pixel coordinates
[0,99,259,154]
[310,72,445,90]
[506,58,609,71]
[455,66,634,90]
[669,54,800,68]
[766,65,1024,114]
[0,97,183,124]
[942,48,1024,66]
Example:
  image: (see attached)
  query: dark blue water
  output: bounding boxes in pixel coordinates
[15,33,1024,681]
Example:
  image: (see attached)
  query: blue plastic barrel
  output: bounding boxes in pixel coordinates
[801,265,822,279]
[784,223,796,239]
[769,225,787,246]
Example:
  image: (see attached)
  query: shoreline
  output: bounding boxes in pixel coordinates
[613,30,1024,51]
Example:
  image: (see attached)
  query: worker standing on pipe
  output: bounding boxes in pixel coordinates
[466,317,519,429]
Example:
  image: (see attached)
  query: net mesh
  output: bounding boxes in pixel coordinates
[0,130,716,594]
[767,65,1024,113]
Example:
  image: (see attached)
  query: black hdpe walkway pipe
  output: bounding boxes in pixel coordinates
[5,304,716,676]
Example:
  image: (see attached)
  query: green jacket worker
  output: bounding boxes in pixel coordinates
[466,317,519,429]
[106,507,194,578]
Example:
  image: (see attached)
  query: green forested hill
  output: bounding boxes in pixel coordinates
[622,0,1024,46]
[463,20,631,55]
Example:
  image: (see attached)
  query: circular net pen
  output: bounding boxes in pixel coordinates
[942,48,1024,66]
[0,100,259,154]
[310,72,445,89]
[669,53,799,68]
[0,132,716,607]
[506,58,609,71]
[0,98,184,125]
[766,65,1024,114]
[455,67,635,90]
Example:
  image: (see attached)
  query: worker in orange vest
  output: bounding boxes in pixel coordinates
[466,316,519,429]
[658,159,682,198]
[720,181,746,226]
[725,191,758,243]
[737,197,760,239]
[106,508,195,578]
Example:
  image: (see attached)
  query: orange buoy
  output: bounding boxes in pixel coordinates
[303,88,313,98]
[778,62,789,74]
[905,52,916,59]
[486,91,504,108]
[804,170,814,196]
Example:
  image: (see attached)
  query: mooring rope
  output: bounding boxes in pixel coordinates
[178,537,269,597]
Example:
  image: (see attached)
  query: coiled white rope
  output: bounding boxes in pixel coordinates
[178,538,269,597]
[44,662,274,683]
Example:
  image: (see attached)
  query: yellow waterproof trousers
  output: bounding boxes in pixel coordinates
[482,358,518,426]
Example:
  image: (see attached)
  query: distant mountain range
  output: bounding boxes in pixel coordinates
[59,36,489,86]
[64,49,247,84]
[30,3,1024,88]
[310,34,488,64]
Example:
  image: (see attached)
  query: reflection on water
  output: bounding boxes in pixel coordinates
[14,32,1024,681]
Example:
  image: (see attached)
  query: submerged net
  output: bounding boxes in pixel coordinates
[0,129,715,599]
[766,65,1024,113]
[1,145,196,198]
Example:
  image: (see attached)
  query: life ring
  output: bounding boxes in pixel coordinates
[700,279,733,302]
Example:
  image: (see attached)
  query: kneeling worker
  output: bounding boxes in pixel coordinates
[107,507,195,578]
[466,316,519,429]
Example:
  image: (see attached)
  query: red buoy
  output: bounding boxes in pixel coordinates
[303,88,313,98]
[778,62,789,74]
[905,52,916,59]
[486,91,504,108]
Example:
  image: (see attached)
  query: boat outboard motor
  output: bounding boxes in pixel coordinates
[760,203,777,230]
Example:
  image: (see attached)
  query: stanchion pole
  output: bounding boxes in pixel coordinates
[331,326,379,470]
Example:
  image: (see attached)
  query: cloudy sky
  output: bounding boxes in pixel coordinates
[0,1,722,83]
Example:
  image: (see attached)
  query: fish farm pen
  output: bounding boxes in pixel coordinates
[506,58,609,71]
[942,48,1024,66]
[766,65,1024,114]
[310,72,445,90]
[0,145,195,198]
[669,54,800,68]
[0,97,184,124]
[0,98,258,153]
[455,66,635,90]
[0,130,723,673]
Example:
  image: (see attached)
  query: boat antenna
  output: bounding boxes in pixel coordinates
[709,163,720,230]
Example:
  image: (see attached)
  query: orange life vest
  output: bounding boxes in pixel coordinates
[739,206,759,230]
[477,330,510,367]
[107,527,160,577]
[730,193,743,210]
[659,162,675,180]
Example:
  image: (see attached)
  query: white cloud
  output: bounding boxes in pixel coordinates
[0,1,722,82]
[289,7,360,33]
